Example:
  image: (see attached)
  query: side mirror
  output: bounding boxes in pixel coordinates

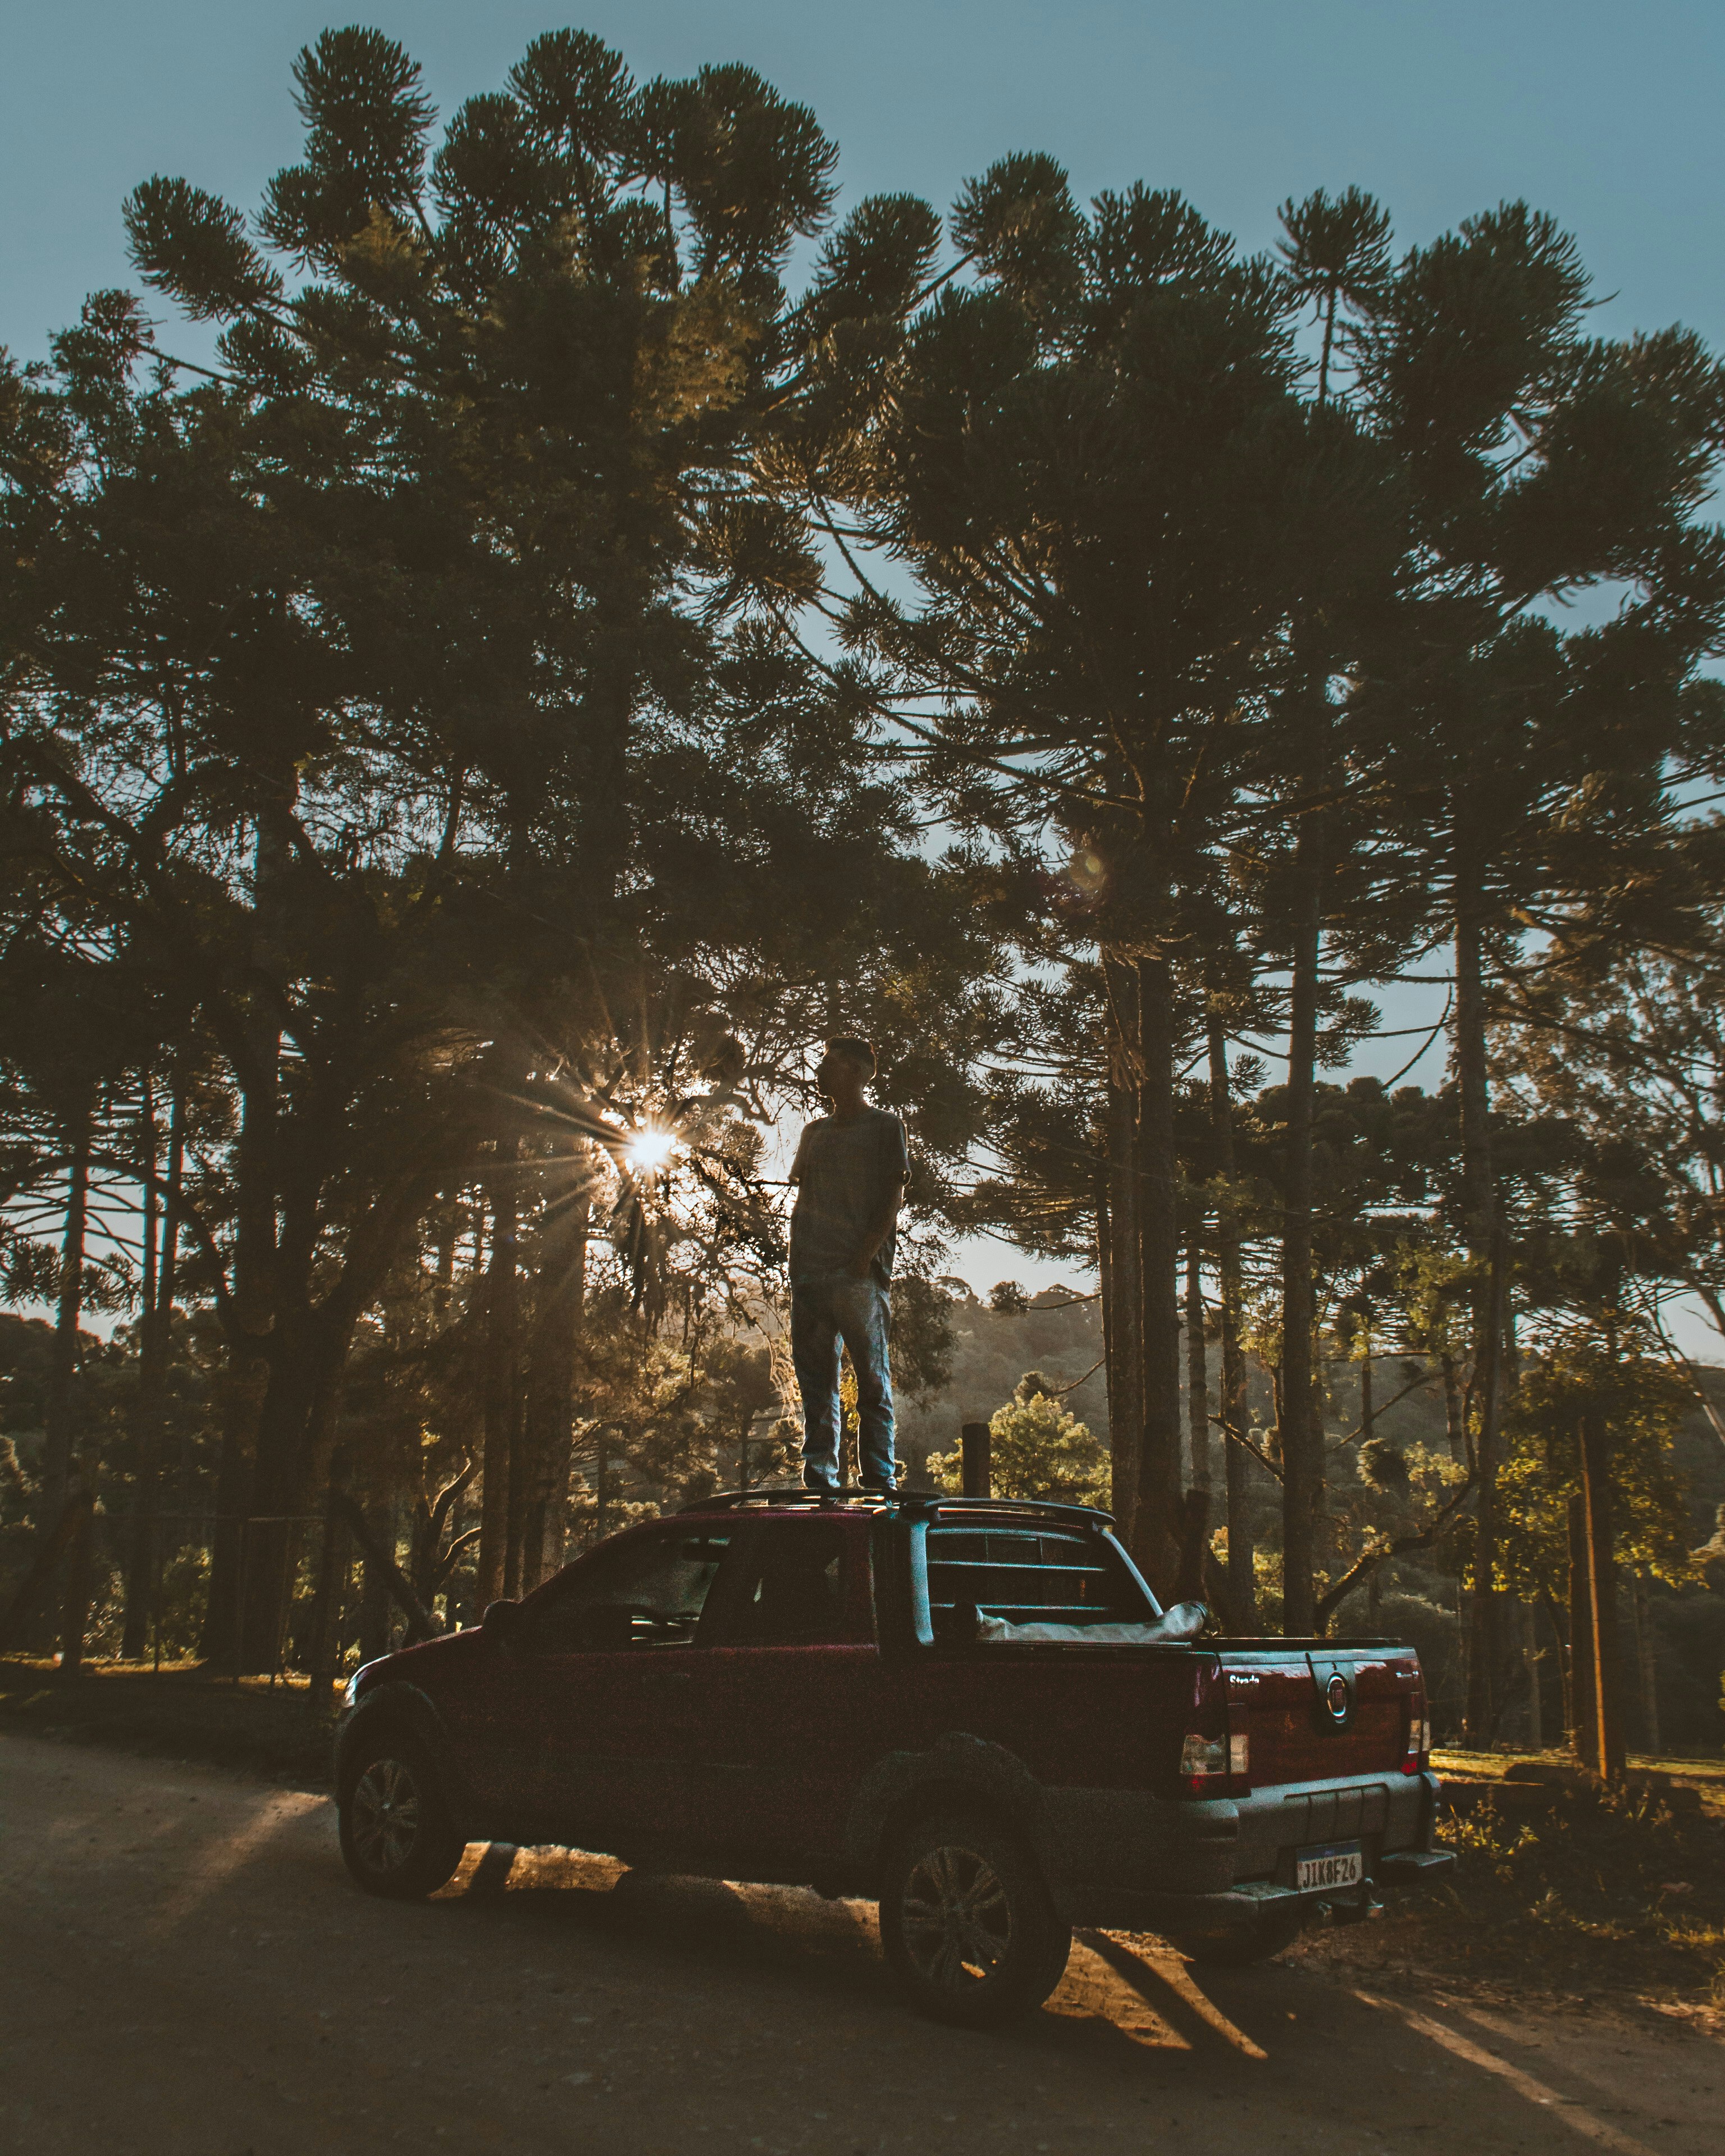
[482,1600,527,1653]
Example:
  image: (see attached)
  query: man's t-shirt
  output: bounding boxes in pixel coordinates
[788,1107,910,1284]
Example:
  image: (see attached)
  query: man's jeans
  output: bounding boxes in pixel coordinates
[791,1272,896,1492]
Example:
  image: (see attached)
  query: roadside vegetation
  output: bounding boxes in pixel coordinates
[1309,1750,1725,2018]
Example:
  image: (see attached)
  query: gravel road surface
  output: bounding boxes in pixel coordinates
[2,1730,1719,2156]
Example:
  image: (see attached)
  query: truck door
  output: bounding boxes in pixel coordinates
[515,1523,740,1854]
[682,1516,888,1873]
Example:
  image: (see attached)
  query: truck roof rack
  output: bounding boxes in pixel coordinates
[676,1487,891,1514]
[907,1495,1116,1528]
[677,1487,1115,1528]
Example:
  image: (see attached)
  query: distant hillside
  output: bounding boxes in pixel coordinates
[897,1287,1108,1483]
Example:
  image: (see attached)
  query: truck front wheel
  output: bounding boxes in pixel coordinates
[339,1733,465,1901]
[880,1811,1071,2027]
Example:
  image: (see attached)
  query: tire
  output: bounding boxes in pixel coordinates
[879,1810,1071,2028]
[1166,1907,1305,1967]
[339,1730,466,1901]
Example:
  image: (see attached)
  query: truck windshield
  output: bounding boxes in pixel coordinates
[925,1528,1156,1634]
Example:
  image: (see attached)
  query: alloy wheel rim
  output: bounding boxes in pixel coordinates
[351,1757,421,1874]
[900,1843,1014,1990]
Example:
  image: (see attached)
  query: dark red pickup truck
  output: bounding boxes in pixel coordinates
[335,1490,1452,2024]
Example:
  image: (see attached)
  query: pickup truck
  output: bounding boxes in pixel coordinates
[335,1490,1453,2025]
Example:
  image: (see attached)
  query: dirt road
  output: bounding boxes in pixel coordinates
[2,1731,1720,2156]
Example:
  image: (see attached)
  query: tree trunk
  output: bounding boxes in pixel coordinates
[1456,884,1506,1742]
[504,1197,531,1597]
[1523,1601,1544,1751]
[480,1159,521,1605]
[1280,848,1322,1635]
[522,1196,588,1591]
[120,1081,161,1660]
[37,1106,93,1660]
[304,1458,351,1694]
[1102,954,1143,1533]
[207,921,282,1671]
[578,590,641,916]
[236,1326,343,1673]
[58,1501,96,1675]
[1545,1590,1569,1742]
[198,1349,265,1666]
[1578,1407,1626,1780]
[0,1488,94,1653]
[42,1105,92,1523]
[1632,1573,1660,1756]
[1207,1017,1256,1630]
[1441,1353,1464,1463]
[1184,1237,1210,1493]
[124,1081,182,1658]
[1097,1194,1115,1483]
[594,1428,613,1540]
[1566,1492,1596,1767]
[358,1496,394,1664]
[1133,952,1184,1596]
[218,803,300,1674]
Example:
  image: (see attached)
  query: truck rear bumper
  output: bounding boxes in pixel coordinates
[1070,1848,1454,1934]
[1047,1768,1452,1930]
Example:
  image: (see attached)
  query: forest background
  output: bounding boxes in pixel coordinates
[4,14,1725,1775]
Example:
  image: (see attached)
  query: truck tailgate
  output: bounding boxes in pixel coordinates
[1225,1645,1421,1786]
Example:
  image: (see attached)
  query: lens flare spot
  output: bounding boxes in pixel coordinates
[624,1125,677,1175]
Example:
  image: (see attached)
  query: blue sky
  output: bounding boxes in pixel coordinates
[7,1,1722,1313]
[6,1,1723,363]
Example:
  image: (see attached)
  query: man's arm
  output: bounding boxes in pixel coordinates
[846,1179,906,1278]
[847,1115,910,1277]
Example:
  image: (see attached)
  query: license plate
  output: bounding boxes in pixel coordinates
[1296,1840,1363,1891]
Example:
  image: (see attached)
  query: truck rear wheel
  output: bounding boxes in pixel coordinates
[339,1732,465,1901]
[880,1811,1071,2027]
[1166,1907,1305,1967]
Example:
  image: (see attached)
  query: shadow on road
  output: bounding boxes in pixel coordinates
[431,1837,1283,2064]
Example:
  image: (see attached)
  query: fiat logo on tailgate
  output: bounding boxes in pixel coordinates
[1325,1673,1350,1722]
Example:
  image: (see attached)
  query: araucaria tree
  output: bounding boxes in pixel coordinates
[785,158,1725,1647]
[1,28,991,1669]
[795,163,1381,1593]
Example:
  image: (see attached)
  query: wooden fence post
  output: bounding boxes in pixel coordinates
[961,1422,992,1500]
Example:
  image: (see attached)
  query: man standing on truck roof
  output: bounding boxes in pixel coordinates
[788,1036,909,1495]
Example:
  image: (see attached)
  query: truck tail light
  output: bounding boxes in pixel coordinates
[1402,1687,1430,1774]
[1179,1717,1249,1796]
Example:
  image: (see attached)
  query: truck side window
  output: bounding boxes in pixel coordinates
[926,1528,1154,1634]
[528,1529,733,1652]
[729,1523,850,1646]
